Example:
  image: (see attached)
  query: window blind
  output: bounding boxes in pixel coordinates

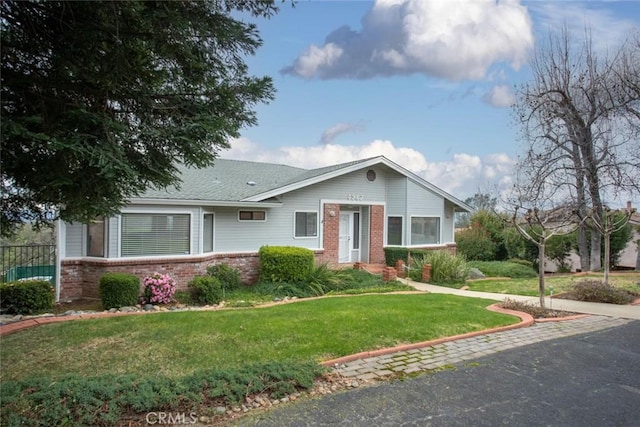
[121,214,190,256]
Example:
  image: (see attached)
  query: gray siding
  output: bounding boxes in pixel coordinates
[65,223,83,257]
[406,179,444,216]
[62,164,460,260]
[108,217,119,257]
[213,168,388,254]
[442,201,456,243]
[385,172,407,216]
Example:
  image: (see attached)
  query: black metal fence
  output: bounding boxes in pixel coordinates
[0,245,56,284]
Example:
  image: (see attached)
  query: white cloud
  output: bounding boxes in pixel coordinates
[482,84,516,108]
[282,0,533,81]
[319,122,364,145]
[223,137,515,200]
[531,3,638,53]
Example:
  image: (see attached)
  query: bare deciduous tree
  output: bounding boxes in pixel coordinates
[506,168,582,308]
[514,27,640,272]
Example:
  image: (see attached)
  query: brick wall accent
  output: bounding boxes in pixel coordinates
[60,251,324,301]
[382,266,397,282]
[369,205,385,264]
[395,259,406,278]
[319,203,340,265]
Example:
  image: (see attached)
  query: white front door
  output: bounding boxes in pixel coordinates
[338,212,351,263]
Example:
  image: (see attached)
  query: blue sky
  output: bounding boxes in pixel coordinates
[221,0,640,206]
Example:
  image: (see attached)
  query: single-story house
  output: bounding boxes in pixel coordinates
[55,156,472,301]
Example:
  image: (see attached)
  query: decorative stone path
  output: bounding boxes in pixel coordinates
[326,315,633,381]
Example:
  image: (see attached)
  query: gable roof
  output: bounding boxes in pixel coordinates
[133,156,472,212]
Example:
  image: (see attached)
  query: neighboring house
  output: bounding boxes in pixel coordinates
[544,202,640,273]
[56,156,471,301]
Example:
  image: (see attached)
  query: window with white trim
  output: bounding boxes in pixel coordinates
[87,216,106,257]
[387,216,403,246]
[294,211,318,237]
[203,213,214,253]
[238,210,266,221]
[410,217,440,245]
[121,213,190,256]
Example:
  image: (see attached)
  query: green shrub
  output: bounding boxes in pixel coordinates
[189,276,223,305]
[570,280,636,304]
[409,251,469,284]
[384,247,410,266]
[258,246,314,283]
[305,263,354,295]
[0,362,325,426]
[98,273,140,309]
[507,258,534,268]
[455,227,497,261]
[468,210,509,260]
[467,261,537,279]
[172,290,194,305]
[0,280,54,314]
[207,263,242,291]
[384,247,430,266]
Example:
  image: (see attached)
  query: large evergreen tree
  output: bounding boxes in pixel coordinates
[1,1,278,235]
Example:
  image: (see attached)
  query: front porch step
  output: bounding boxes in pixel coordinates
[360,263,386,274]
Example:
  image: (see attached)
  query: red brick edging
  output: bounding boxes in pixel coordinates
[321,303,535,366]
[0,310,154,336]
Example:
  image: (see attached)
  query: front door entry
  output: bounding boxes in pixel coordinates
[338,212,351,263]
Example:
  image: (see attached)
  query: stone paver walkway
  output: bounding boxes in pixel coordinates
[330,315,632,381]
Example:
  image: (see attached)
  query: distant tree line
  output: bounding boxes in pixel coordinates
[455,208,635,272]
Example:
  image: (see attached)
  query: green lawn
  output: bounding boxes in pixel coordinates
[464,272,640,296]
[1,294,516,381]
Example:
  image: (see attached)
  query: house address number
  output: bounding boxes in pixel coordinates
[347,194,364,201]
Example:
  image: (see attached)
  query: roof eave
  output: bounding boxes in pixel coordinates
[241,156,387,202]
[128,197,283,208]
[243,155,472,212]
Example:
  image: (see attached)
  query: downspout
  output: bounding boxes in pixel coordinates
[55,219,65,302]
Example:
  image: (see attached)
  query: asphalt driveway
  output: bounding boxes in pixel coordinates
[237,320,640,426]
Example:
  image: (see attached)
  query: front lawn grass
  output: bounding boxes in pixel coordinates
[1,294,515,382]
[464,272,640,296]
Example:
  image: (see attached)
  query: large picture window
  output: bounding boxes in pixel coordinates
[121,213,190,257]
[295,211,318,237]
[387,216,403,246]
[410,217,440,245]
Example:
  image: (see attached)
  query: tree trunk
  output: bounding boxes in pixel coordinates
[577,222,590,272]
[582,131,603,272]
[538,240,546,309]
[572,140,590,272]
[590,226,602,271]
[603,231,611,285]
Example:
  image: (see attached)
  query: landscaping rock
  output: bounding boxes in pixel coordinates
[0,315,16,325]
[468,268,485,280]
[118,306,138,313]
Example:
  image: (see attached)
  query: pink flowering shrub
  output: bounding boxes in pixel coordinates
[142,273,176,304]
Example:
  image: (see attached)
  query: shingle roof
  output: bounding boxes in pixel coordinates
[135,156,471,212]
[138,157,377,202]
[139,159,306,201]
